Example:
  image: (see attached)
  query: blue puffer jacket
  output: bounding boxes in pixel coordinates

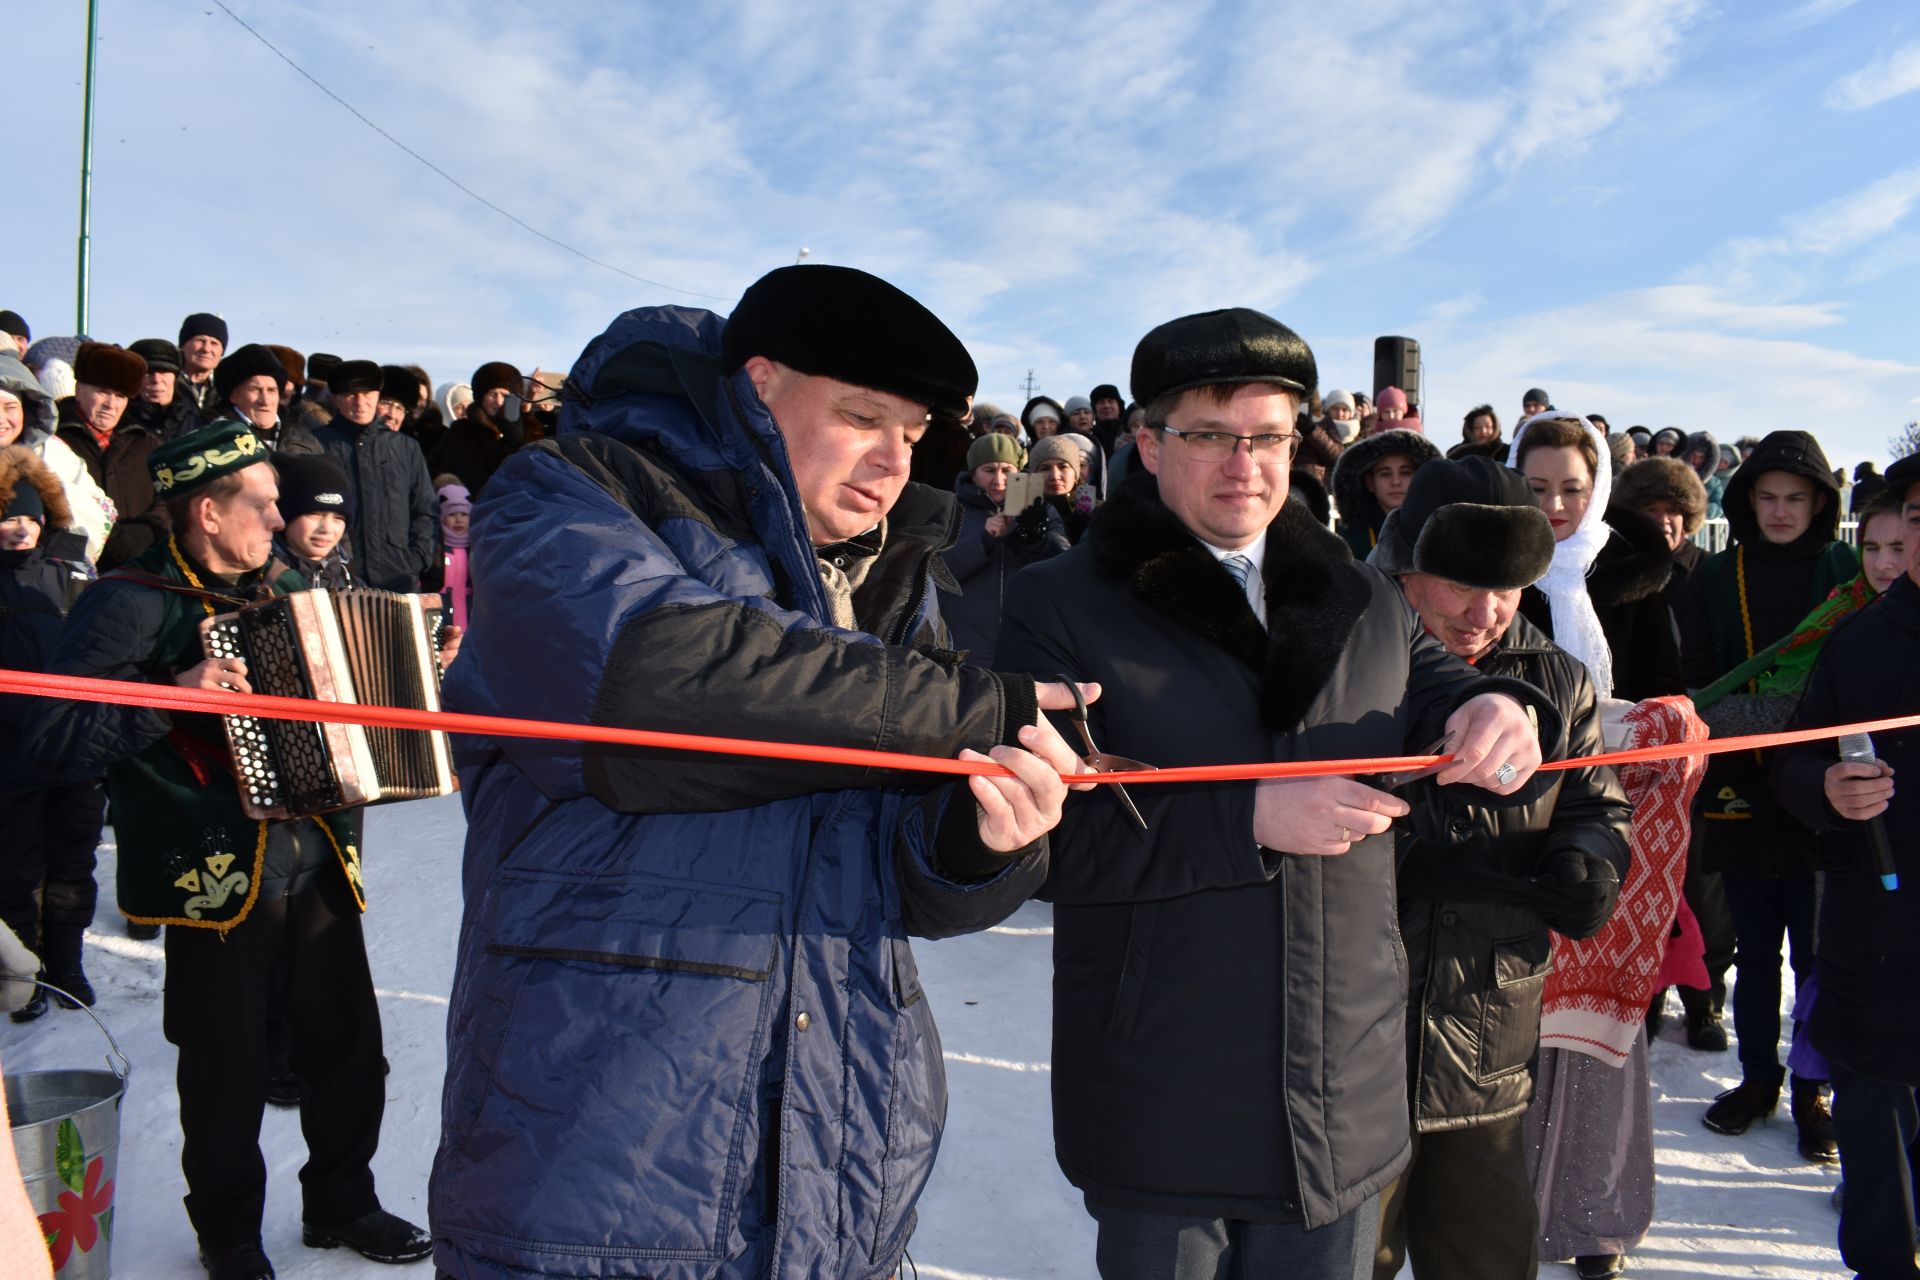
[428,306,1046,1279]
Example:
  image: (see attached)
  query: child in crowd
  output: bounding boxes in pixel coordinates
[1856,491,1908,596]
[438,482,471,631]
[271,454,355,590]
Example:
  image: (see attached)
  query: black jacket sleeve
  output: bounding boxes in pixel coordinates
[894,784,1050,939]
[405,443,440,580]
[1773,642,1848,835]
[1538,668,1633,878]
[995,570,1276,906]
[15,581,175,784]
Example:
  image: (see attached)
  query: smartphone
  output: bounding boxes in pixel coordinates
[1002,471,1043,515]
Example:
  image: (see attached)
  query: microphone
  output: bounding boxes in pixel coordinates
[1838,733,1899,891]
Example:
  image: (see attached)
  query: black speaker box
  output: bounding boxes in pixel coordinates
[1373,336,1420,408]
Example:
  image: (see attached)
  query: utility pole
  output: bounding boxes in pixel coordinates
[1021,368,1039,400]
[76,0,101,334]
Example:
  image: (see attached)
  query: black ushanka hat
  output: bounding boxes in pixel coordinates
[1369,454,1555,591]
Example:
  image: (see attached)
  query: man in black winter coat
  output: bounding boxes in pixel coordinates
[1367,456,1632,1280]
[125,338,209,442]
[1773,452,1920,1280]
[1679,430,1857,1153]
[997,308,1559,1280]
[314,360,438,592]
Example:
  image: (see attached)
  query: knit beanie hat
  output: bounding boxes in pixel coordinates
[966,433,1024,471]
[1029,434,1083,477]
[179,313,229,348]
[1375,385,1409,412]
[274,453,356,523]
[438,482,473,547]
[1063,395,1092,414]
[1323,389,1356,413]
[0,310,28,342]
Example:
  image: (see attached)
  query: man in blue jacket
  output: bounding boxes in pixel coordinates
[428,266,1088,1280]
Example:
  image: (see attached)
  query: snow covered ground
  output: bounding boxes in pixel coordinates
[2,794,1852,1278]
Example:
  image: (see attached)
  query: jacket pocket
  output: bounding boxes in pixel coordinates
[1476,929,1553,1084]
[1104,904,1157,1044]
[445,870,783,1266]
[870,994,946,1267]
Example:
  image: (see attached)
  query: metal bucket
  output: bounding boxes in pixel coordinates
[5,980,131,1278]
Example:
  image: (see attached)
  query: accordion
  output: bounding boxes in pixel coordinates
[199,589,457,819]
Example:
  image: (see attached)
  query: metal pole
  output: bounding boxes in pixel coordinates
[76,0,100,334]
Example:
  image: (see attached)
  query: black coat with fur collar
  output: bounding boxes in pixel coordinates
[995,472,1559,1229]
[1519,504,1684,702]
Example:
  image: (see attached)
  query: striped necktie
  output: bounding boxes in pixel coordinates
[1221,554,1254,591]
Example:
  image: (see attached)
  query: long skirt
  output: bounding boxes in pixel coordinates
[1524,1037,1655,1261]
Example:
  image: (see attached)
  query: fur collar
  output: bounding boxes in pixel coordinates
[1589,504,1673,609]
[1088,470,1373,731]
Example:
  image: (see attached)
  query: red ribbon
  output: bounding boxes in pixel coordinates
[2,667,1914,785]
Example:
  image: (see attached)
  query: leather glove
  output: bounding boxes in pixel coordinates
[0,922,39,1014]
[1529,850,1621,940]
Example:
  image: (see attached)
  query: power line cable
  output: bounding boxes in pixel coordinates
[207,0,732,301]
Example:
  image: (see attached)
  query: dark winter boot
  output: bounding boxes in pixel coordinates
[1575,1255,1626,1279]
[302,1207,432,1263]
[9,971,50,1024]
[39,922,94,1009]
[1792,1079,1839,1164]
[1703,1078,1781,1135]
[1685,1005,1729,1052]
[126,919,161,941]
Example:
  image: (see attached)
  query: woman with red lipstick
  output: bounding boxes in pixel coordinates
[1514,416,1681,703]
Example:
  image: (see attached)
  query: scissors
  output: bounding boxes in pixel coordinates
[1377,736,1456,791]
[1056,675,1155,833]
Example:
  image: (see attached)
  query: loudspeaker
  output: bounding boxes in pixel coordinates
[1373,336,1420,409]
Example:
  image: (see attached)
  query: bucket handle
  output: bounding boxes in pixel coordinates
[0,976,132,1083]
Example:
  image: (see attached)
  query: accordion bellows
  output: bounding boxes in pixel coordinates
[200,590,457,818]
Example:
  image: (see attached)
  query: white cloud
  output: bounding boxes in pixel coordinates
[1825,39,1920,110]
[1495,0,1708,169]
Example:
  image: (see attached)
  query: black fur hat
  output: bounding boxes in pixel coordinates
[1368,454,1554,590]
[326,359,383,396]
[214,343,292,402]
[380,364,424,404]
[1883,451,1920,507]
[1130,307,1316,408]
[722,265,977,419]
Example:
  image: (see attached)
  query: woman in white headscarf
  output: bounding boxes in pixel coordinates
[1510,412,1688,1280]
[1511,414,1682,703]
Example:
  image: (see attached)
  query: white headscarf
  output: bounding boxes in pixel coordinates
[1511,411,1615,699]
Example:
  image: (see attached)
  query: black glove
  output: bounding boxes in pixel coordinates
[1528,850,1621,940]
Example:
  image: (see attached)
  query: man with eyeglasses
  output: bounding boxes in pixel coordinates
[997,307,1559,1279]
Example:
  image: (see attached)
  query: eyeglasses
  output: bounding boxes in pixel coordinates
[1159,426,1298,462]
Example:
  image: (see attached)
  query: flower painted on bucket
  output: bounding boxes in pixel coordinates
[38,1118,114,1271]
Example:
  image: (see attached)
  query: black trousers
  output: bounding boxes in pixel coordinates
[1677,829,1733,1017]
[1722,869,1818,1086]
[1830,1062,1920,1280]
[163,857,385,1251]
[1374,1114,1540,1280]
[1086,1194,1377,1280]
[0,779,105,947]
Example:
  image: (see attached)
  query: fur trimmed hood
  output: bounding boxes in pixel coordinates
[1329,427,1441,534]
[1590,503,1674,610]
[1085,469,1373,730]
[0,443,75,528]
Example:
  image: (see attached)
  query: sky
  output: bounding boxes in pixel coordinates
[9,0,1920,467]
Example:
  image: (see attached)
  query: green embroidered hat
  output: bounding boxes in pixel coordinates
[149,419,267,498]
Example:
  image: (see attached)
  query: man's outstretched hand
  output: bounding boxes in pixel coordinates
[962,681,1103,853]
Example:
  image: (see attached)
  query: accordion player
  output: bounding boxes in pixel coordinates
[199,588,457,819]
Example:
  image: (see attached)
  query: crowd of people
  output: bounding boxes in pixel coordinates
[0,280,1915,1280]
